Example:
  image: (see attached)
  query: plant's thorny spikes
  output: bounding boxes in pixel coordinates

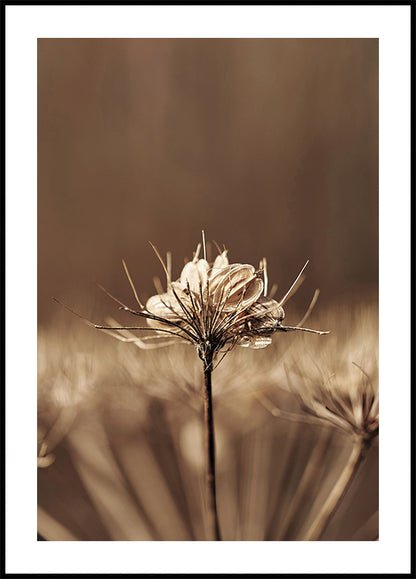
[134,240,328,367]
[75,238,329,370]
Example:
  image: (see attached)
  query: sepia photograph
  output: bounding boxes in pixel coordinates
[37,37,379,542]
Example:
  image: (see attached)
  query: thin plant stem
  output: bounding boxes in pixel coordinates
[302,436,369,541]
[277,427,334,540]
[203,361,222,541]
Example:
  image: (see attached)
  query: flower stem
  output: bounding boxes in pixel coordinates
[302,436,369,541]
[203,362,222,541]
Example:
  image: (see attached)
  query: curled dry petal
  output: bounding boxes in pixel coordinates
[179,258,210,293]
[210,264,264,312]
[211,250,229,272]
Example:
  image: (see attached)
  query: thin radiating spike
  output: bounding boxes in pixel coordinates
[212,240,222,255]
[279,324,330,335]
[153,276,164,295]
[96,283,132,310]
[122,259,145,309]
[166,251,172,284]
[202,230,207,260]
[279,260,309,307]
[149,241,170,284]
[296,289,320,328]
[101,328,181,349]
[262,257,268,296]
[193,243,201,261]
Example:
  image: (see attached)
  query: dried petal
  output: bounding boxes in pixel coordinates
[211,250,229,272]
[210,264,263,311]
[179,259,210,293]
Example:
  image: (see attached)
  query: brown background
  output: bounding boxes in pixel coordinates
[38,39,378,323]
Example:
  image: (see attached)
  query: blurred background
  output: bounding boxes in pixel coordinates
[38,38,378,323]
[38,304,379,541]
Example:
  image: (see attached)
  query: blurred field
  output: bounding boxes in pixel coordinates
[38,299,378,541]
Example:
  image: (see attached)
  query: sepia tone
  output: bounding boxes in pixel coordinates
[38,39,378,542]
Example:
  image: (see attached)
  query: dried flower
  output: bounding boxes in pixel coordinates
[284,307,379,442]
[93,238,328,371]
[291,362,378,441]
[144,246,268,364]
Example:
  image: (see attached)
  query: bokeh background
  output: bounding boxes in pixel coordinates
[38,38,378,323]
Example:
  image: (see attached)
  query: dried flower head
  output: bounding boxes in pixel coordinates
[144,244,271,363]
[290,362,378,441]
[59,235,328,370]
[284,307,379,442]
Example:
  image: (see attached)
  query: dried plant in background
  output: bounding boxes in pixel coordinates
[253,304,379,540]
[38,302,378,541]
[38,323,102,469]
[284,307,379,540]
